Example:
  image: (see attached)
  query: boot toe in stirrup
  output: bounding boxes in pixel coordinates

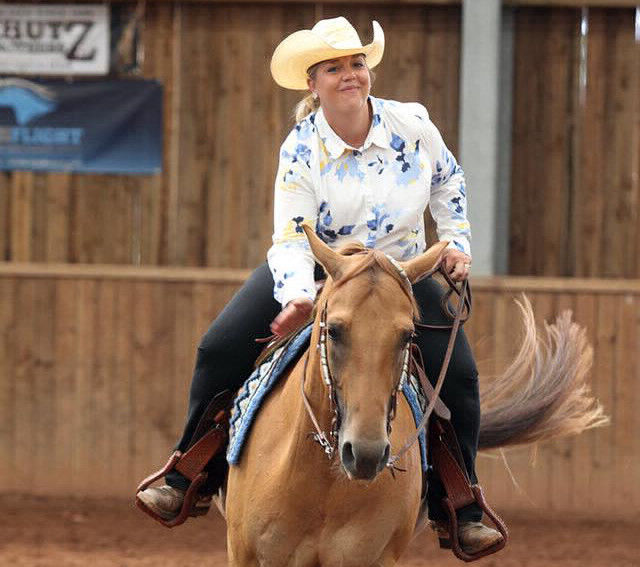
[137,485,186,520]
[458,521,504,555]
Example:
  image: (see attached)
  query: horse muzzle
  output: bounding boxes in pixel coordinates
[340,438,391,480]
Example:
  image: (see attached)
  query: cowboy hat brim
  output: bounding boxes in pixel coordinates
[271,20,384,90]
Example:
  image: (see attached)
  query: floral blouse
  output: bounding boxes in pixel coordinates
[267,96,471,307]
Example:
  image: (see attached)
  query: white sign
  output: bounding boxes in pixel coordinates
[0,4,110,75]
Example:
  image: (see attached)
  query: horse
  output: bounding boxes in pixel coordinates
[224,225,607,566]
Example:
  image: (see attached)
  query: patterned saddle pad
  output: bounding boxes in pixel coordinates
[227,324,428,470]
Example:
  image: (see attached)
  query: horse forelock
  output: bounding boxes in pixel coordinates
[331,248,419,319]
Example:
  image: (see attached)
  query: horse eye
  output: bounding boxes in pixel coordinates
[327,325,342,341]
[402,331,414,346]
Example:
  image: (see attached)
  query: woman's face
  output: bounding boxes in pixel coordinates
[308,54,371,116]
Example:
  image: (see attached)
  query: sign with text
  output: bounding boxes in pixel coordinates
[0,3,110,75]
[0,78,163,174]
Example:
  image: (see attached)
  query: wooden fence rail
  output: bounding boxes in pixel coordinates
[0,264,638,517]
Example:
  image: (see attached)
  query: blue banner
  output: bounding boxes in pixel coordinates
[0,78,162,174]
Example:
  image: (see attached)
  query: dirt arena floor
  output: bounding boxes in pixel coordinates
[1,495,638,566]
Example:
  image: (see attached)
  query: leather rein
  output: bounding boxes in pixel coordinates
[300,258,470,467]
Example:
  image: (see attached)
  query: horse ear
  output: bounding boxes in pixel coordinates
[301,223,343,279]
[400,241,449,283]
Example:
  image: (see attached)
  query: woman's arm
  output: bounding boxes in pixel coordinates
[267,128,319,326]
[423,118,472,280]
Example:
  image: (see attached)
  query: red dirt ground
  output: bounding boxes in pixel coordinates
[0,495,637,566]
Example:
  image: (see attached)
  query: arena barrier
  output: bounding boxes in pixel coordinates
[0,264,637,518]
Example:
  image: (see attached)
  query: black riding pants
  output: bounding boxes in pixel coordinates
[166,262,482,522]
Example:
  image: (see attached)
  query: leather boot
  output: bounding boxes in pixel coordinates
[137,485,211,520]
[432,520,504,555]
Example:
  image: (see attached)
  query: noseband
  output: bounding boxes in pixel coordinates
[301,252,467,467]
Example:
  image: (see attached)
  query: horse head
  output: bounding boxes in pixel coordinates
[302,224,447,481]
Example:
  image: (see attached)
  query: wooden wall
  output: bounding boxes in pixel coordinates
[2,3,636,278]
[0,2,460,267]
[0,265,638,518]
[510,6,640,278]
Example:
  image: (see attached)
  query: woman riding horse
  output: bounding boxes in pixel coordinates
[138,16,503,555]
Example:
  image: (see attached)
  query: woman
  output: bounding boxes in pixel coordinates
[138,16,502,555]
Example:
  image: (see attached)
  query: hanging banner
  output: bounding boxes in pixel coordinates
[0,78,163,174]
[0,4,110,76]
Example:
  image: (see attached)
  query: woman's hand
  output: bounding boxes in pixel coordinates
[270,297,314,338]
[442,249,472,282]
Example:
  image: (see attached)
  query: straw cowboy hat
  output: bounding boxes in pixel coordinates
[271,17,385,90]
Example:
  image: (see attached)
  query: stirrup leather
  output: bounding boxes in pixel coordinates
[135,390,232,528]
[429,417,508,562]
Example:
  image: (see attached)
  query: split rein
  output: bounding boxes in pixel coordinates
[299,258,471,469]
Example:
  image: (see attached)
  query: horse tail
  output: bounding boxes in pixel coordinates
[478,295,608,450]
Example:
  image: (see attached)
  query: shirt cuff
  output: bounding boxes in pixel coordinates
[279,281,317,309]
[444,237,471,257]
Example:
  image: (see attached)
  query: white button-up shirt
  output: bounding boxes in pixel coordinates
[267,96,471,307]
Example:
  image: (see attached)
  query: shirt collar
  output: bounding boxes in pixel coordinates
[315,96,391,160]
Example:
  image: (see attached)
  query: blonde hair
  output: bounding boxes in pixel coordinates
[294,61,322,122]
[293,59,376,123]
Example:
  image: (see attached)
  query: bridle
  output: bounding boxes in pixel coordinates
[300,253,470,468]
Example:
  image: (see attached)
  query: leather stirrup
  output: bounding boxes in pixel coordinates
[135,390,233,528]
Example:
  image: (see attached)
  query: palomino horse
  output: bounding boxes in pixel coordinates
[225,225,606,566]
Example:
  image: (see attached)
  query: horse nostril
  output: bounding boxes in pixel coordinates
[342,441,355,469]
[382,443,390,466]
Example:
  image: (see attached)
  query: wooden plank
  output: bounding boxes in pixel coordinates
[51,278,78,492]
[171,283,197,449]
[141,1,175,266]
[13,279,36,487]
[574,9,606,277]
[9,173,34,261]
[91,280,117,491]
[598,9,639,278]
[0,263,251,283]
[44,174,73,262]
[509,8,542,275]
[632,293,640,513]
[112,280,136,495]
[147,283,178,468]
[485,289,521,505]
[570,292,597,513]
[131,281,157,482]
[6,264,640,295]
[219,4,255,268]
[547,291,576,511]
[0,278,16,489]
[32,279,56,492]
[611,292,638,510]
[590,293,617,514]
[540,9,576,276]
[172,3,209,267]
[526,292,557,510]
[242,4,286,268]
[72,279,98,492]
[471,290,500,506]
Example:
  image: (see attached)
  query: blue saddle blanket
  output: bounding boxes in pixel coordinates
[227,324,428,471]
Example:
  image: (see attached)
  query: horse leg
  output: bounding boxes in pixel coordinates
[226,531,255,567]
